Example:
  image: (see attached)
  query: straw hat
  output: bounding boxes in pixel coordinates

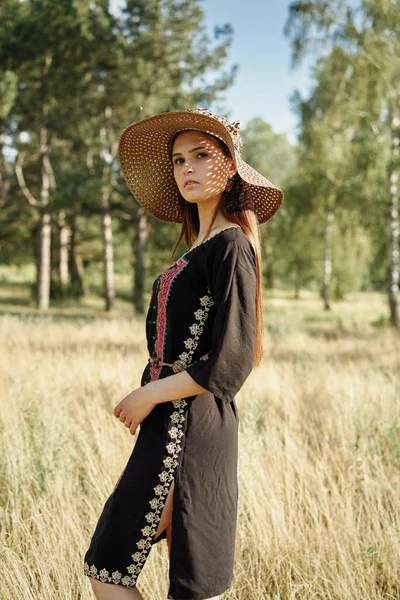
[118,108,284,224]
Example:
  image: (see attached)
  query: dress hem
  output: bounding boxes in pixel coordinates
[167,579,233,600]
[85,571,232,600]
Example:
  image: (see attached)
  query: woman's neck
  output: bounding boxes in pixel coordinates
[196,201,235,238]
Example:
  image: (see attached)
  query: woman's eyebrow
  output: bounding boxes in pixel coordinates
[172,146,206,158]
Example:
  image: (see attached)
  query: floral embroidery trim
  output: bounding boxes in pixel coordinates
[84,398,188,587]
[178,290,214,366]
[150,257,189,381]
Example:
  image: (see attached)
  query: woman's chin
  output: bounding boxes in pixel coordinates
[182,191,223,205]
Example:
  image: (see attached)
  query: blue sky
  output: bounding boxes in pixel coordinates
[204,0,313,143]
[110,0,314,143]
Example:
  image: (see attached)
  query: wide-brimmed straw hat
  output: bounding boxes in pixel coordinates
[118,108,283,224]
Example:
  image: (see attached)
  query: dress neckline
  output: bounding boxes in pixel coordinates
[159,225,241,274]
[182,225,242,257]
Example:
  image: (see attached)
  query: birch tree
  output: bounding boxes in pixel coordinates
[285,0,400,323]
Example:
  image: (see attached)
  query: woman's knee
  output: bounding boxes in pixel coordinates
[89,577,142,599]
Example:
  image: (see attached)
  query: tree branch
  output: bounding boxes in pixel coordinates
[15,151,41,207]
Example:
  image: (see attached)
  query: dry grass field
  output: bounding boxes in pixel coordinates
[0,290,399,600]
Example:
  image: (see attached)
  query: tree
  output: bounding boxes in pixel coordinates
[0,0,237,313]
[0,0,116,308]
[285,0,400,323]
[241,118,296,289]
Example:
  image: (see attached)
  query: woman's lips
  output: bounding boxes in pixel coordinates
[184,180,199,188]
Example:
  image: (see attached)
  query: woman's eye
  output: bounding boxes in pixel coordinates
[196,152,208,159]
[173,157,184,165]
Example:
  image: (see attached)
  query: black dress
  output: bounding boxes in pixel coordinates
[84,226,257,600]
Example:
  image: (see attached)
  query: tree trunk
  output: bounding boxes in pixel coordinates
[35,120,54,309]
[387,114,399,327]
[14,65,55,310]
[36,212,51,309]
[50,219,58,299]
[0,132,11,208]
[58,210,70,289]
[132,205,148,314]
[99,107,116,313]
[102,210,115,312]
[294,267,300,300]
[100,155,115,311]
[322,209,334,311]
[68,213,85,296]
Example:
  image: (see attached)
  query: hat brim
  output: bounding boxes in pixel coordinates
[118,110,283,224]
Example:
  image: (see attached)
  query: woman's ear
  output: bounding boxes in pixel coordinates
[228,160,237,179]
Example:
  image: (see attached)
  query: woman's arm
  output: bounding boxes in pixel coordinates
[144,370,206,404]
[114,371,206,435]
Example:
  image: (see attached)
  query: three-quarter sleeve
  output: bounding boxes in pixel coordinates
[186,233,257,403]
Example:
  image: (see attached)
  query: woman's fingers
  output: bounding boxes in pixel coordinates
[117,411,136,433]
[114,404,122,418]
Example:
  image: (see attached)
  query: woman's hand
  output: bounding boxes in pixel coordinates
[114,388,156,436]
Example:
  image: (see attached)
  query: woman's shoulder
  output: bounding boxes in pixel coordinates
[214,225,255,253]
[206,225,256,270]
[209,225,253,249]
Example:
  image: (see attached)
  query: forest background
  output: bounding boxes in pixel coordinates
[0,0,399,324]
[0,1,399,599]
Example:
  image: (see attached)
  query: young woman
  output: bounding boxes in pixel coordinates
[84,108,283,600]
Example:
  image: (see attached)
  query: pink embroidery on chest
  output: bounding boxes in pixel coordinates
[150,256,189,381]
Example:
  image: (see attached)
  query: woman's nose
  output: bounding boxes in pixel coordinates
[183,162,194,175]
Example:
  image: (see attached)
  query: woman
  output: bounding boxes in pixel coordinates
[84,108,283,600]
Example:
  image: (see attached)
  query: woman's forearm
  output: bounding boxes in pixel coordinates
[142,370,206,405]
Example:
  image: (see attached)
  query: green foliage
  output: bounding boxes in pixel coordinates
[331,210,372,299]
[285,0,400,310]
[0,0,237,303]
[241,117,296,189]
[0,70,18,120]
[1,0,398,314]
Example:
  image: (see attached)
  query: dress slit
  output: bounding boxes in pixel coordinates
[153,478,175,543]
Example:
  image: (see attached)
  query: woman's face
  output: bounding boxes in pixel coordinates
[171,130,236,205]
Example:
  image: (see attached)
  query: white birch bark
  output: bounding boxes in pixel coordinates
[322,209,334,311]
[37,212,51,309]
[102,208,115,312]
[100,107,116,312]
[58,210,70,288]
[133,205,148,315]
[15,56,55,310]
[387,113,399,327]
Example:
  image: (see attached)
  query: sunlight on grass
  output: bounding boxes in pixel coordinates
[0,293,399,599]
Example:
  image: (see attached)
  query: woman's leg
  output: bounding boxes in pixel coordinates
[89,482,175,599]
[155,479,174,543]
[89,578,144,599]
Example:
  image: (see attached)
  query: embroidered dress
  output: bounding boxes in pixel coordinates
[84,226,257,600]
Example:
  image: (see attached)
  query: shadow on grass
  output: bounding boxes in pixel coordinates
[0,306,139,323]
[0,296,32,307]
[28,338,144,354]
[0,281,32,289]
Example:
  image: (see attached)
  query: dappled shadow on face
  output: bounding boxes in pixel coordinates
[171,130,236,205]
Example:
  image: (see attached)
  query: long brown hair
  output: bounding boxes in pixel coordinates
[169,133,264,368]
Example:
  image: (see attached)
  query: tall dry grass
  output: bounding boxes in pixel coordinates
[0,294,399,600]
